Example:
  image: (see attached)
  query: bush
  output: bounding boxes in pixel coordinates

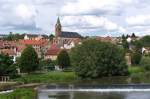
[0,54,17,77]
[19,45,39,73]
[70,39,128,79]
[39,59,55,71]
[57,50,71,69]
[140,56,150,71]
[131,52,142,65]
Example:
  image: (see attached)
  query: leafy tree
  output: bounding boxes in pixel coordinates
[140,56,150,71]
[130,40,142,65]
[4,32,24,41]
[49,34,55,41]
[39,59,55,71]
[0,54,16,77]
[131,52,142,65]
[70,39,128,78]
[131,33,136,38]
[19,46,39,73]
[57,50,71,69]
[140,36,150,47]
[122,37,129,51]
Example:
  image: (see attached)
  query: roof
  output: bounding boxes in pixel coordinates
[60,31,82,38]
[45,44,60,56]
[1,49,16,56]
[22,34,49,39]
[19,39,48,46]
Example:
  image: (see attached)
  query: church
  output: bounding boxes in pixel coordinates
[53,17,82,49]
[45,18,82,60]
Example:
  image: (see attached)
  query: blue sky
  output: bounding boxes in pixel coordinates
[0,0,150,36]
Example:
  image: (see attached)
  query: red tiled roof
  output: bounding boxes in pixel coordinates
[2,49,16,56]
[45,44,60,55]
[17,45,26,52]
[19,39,48,46]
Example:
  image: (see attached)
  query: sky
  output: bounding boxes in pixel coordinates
[0,0,150,36]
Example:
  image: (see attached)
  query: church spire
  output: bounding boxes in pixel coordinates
[57,17,61,25]
[55,17,62,38]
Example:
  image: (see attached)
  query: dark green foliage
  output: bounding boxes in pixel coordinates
[0,54,16,76]
[140,56,150,71]
[131,52,142,65]
[130,40,142,65]
[121,35,129,50]
[131,33,136,38]
[140,36,150,47]
[49,34,55,41]
[19,46,39,73]
[57,50,71,69]
[71,39,128,78]
[0,88,36,99]
[4,32,24,41]
[39,59,55,71]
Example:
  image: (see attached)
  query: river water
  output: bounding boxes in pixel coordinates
[38,84,150,99]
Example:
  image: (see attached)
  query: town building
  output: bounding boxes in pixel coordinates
[45,17,82,60]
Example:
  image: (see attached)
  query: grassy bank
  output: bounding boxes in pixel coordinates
[0,88,36,99]
[14,71,78,84]
[0,82,18,91]
[128,66,145,74]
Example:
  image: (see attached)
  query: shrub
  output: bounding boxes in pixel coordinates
[70,39,128,78]
[57,50,71,69]
[140,56,150,71]
[131,52,142,65]
[19,45,39,73]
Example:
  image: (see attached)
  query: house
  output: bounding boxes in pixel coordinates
[18,39,49,58]
[45,44,61,60]
[0,41,17,62]
[95,36,118,44]
[142,47,150,55]
[23,34,49,40]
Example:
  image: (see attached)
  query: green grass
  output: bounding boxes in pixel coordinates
[128,66,145,74]
[0,82,18,91]
[0,88,36,99]
[14,71,78,84]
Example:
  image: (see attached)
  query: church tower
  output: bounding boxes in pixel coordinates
[55,17,62,38]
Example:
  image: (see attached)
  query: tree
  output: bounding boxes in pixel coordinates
[57,50,71,69]
[140,56,150,71]
[4,32,24,41]
[131,33,136,38]
[39,59,55,71]
[49,34,55,41]
[70,39,128,78]
[140,36,150,47]
[131,52,142,65]
[130,40,142,65]
[0,54,16,77]
[19,46,39,73]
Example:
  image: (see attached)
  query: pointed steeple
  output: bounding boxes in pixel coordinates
[55,17,62,38]
[56,17,61,27]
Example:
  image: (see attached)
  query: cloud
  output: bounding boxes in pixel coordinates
[61,0,133,16]
[126,15,150,26]
[0,0,149,36]
[61,15,126,35]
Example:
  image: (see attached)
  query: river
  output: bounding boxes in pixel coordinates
[38,84,150,99]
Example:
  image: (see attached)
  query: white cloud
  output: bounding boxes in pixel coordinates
[15,4,36,20]
[61,0,133,15]
[126,15,150,26]
[61,15,125,34]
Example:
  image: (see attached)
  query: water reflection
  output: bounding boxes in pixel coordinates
[38,91,150,99]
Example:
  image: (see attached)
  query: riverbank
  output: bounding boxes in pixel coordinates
[0,88,37,99]
[13,71,78,84]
